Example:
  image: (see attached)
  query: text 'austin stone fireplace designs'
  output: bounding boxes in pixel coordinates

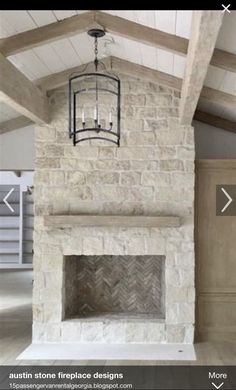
[63,255,165,321]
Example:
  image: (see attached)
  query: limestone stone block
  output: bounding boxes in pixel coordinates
[160,159,184,171]
[146,94,172,107]
[173,98,180,107]
[166,287,195,304]
[41,244,62,256]
[164,130,186,145]
[155,146,176,159]
[87,171,119,185]
[34,171,50,184]
[50,171,65,185]
[145,237,166,255]
[52,198,70,214]
[33,271,45,291]
[64,146,99,159]
[69,200,103,215]
[125,118,144,131]
[166,325,185,343]
[63,244,83,256]
[184,161,195,173]
[81,322,104,343]
[120,172,141,186]
[82,237,104,255]
[44,303,62,323]
[144,119,168,131]
[142,172,171,186]
[45,324,61,342]
[166,302,194,324]
[34,204,53,216]
[177,146,195,160]
[44,271,63,290]
[33,323,46,343]
[61,322,81,342]
[128,186,154,202]
[35,158,60,169]
[124,94,146,106]
[166,268,181,287]
[184,324,194,343]
[60,158,93,170]
[117,147,155,160]
[178,302,195,324]
[56,131,71,145]
[124,131,155,146]
[73,186,93,200]
[170,173,195,188]
[33,304,44,322]
[66,172,86,185]
[185,130,195,145]
[130,160,159,171]
[126,237,146,255]
[103,323,126,343]
[125,323,146,342]
[103,201,144,216]
[135,107,157,118]
[99,147,117,159]
[145,323,166,343]
[123,105,134,118]
[92,186,127,202]
[158,108,178,118]
[93,160,130,171]
[35,126,56,142]
[104,237,126,255]
[45,144,64,157]
[173,90,181,98]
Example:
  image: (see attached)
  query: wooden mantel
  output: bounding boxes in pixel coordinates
[44,215,181,228]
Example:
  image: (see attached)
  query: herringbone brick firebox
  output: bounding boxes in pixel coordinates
[63,255,165,320]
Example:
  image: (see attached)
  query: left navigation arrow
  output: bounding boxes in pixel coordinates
[3,188,15,213]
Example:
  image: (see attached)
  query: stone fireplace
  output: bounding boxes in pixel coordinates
[33,73,195,344]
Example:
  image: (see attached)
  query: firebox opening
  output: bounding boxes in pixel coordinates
[63,255,165,321]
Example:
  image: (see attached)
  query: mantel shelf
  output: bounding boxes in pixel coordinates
[44,215,181,228]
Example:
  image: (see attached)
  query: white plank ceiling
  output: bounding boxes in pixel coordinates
[0,10,236,123]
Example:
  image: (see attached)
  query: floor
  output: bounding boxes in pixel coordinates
[0,270,236,366]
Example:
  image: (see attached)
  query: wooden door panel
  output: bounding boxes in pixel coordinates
[196,160,236,341]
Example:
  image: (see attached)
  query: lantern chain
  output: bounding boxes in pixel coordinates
[94,36,98,71]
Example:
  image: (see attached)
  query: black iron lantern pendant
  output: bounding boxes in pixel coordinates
[68,29,121,146]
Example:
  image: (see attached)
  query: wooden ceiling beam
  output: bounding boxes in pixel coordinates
[194,110,236,134]
[0,52,49,124]
[95,11,188,55]
[179,11,223,125]
[0,11,235,73]
[0,11,95,56]
[0,116,33,134]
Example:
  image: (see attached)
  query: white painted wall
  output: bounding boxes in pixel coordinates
[0,126,35,170]
[194,120,236,159]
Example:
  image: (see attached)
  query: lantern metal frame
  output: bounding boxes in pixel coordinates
[68,29,121,146]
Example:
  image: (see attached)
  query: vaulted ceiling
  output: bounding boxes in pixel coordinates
[0,10,235,134]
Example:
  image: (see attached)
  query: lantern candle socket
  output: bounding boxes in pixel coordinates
[81,109,113,131]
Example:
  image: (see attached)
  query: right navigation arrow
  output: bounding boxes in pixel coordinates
[221,187,233,213]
